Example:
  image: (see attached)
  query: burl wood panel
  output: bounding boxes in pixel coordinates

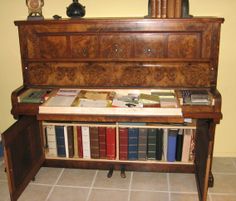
[26,62,211,87]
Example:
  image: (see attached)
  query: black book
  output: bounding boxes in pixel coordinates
[156,129,164,160]
[175,129,184,161]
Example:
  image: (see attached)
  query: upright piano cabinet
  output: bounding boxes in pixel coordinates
[2,18,223,201]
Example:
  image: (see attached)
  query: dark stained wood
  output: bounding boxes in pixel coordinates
[2,117,44,201]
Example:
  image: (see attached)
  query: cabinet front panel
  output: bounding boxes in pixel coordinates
[25,62,211,87]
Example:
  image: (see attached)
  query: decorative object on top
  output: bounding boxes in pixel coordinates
[26,0,44,20]
[66,0,86,18]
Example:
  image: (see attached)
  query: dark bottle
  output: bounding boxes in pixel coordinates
[66,0,86,18]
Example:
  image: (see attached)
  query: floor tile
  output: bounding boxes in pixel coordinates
[93,170,131,189]
[18,184,52,201]
[212,157,236,173]
[209,174,236,194]
[0,181,10,201]
[131,172,168,191]
[57,168,96,187]
[169,173,197,192]
[210,194,236,201]
[170,193,199,201]
[0,162,7,181]
[31,167,63,185]
[130,191,169,201]
[48,186,89,201]
[88,189,129,201]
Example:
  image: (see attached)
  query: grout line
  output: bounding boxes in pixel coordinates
[127,171,133,201]
[208,192,236,196]
[213,172,236,175]
[167,173,171,201]
[45,168,65,201]
[85,170,98,201]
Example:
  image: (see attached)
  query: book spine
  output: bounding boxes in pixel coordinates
[156,0,162,18]
[167,129,178,162]
[189,129,196,162]
[156,129,163,160]
[138,128,147,160]
[181,129,192,162]
[77,126,83,158]
[161,0,167,18]
[90,127,100,159]
[98,127,106,159]
[67,126,74,158]
[46,125,57,157]
[128,128,139,160]
[55,126,66,157]
[163,128,168,161]
[175,129,184,161]
[73,126,78,157]
[64,126,69,158]
[106,127,116,160]
[149,0,156,18]
[175,0,182,18]
[167,0,175,18]
[82,126,91,159]
[119,127,128,160]
[147,128,157,160]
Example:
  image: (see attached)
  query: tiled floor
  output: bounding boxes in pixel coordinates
[0,158,236,201]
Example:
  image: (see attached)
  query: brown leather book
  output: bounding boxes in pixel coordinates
[161,0,167,18]
[90,127,100,159]
[175,0,182,18]
[77,126,83,158]
[67,126,74,158]
[98,127,106,159]
[167,0,176,18]
[156,0,162,18]
[149,0,156,18]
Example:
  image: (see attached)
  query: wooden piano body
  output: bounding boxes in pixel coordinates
[2,17,223,201]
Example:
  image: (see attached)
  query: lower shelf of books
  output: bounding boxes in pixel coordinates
[43,121,196,164]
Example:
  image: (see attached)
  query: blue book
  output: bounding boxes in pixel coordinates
[55,126,66,157]
[0,141,3,157]
[128,128,139,160]
[167,129,178,162]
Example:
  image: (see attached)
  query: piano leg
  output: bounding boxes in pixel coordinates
[208,171,214,187]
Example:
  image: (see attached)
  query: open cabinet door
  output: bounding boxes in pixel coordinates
[195,119,215,201]
[2,116,44,201]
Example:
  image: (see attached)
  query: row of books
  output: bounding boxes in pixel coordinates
[148,0,182,18]
[44,124,195,162]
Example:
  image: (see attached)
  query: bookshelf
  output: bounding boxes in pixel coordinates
[1,16,223,201]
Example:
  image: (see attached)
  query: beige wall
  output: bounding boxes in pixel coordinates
[0,0,235,156]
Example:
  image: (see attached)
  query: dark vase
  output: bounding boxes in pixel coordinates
[66,0,86,18]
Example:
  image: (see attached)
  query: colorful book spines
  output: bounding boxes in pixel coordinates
[46,124,196,162]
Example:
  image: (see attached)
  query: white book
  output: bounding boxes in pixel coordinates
[46,125,57,156]
[181,129,193,162]
[64,126,69,158]
[163,128,168,161]
[81,126,91,159]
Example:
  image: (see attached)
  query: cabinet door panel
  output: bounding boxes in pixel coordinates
[2,116,44,201]
[195,120,213,201]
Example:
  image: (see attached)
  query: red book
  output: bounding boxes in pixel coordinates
[98,127,106,159]
[106,127,116,160]
[77,126,83,158]
[119,128,128,160]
